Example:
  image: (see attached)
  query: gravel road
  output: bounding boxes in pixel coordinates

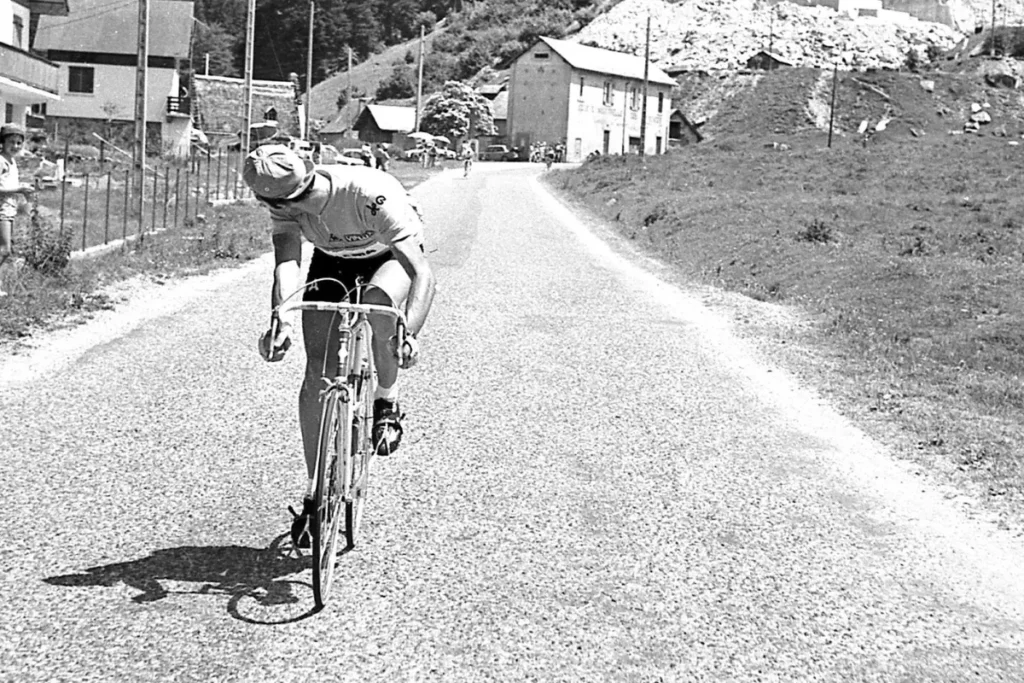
[2,163,1023,682]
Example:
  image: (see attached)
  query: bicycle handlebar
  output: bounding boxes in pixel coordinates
[273,299,410,367]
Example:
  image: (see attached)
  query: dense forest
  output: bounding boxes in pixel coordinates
[191,0,606,94]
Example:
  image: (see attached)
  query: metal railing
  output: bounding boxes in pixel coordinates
[28,148,255,255]
[166,97,191,116]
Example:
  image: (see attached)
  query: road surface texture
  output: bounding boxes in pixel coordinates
[2,163,1023,682]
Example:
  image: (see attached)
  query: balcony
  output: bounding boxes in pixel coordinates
[166,96,192,118]
[0,43,59,98]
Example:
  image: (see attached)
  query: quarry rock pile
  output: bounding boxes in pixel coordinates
[574,0,1024,72]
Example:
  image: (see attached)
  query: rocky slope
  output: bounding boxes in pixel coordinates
[574,0,1024,72]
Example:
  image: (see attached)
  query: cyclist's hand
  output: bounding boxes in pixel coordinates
[390,334,419,369]
[258,320,292,362]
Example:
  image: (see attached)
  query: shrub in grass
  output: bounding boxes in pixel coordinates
[22,202,72,275]
[796,218,834,243]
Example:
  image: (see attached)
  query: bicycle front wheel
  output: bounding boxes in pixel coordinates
[311,387,351,609]
[344,320,376,549]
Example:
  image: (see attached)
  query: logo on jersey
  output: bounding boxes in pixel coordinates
[366,195,387,216]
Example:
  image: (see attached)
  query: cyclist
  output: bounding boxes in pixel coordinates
[243,144,436,547]
[461,143,474,178]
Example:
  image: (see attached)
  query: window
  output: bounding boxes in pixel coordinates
[579,76,585,97]
[602,80,613,106]
[630,86,640,111]
[4,104,12,123]
[534,52,550,60]
[658,92,664,113]
[68,66,95,94]
[13,16,24,48]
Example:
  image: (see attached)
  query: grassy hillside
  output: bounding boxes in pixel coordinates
[309,22,449,125]
[552,63,1024,531]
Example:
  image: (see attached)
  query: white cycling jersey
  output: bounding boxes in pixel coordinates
[267,165,423,259]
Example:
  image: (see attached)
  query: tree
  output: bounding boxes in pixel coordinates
[376,65,416,100]
[420,80,496,142]
[192,21,239,77]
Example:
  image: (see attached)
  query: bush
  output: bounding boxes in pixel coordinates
[22,203,72,275]
[796,218,835,244]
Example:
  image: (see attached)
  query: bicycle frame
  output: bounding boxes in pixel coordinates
[276,279,408,507]
[273,278,407,607]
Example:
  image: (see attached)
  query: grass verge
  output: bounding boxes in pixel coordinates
[550,133,1024,531]
[0,162,443,345]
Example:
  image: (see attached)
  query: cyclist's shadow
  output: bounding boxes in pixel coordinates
[44,535,318,624]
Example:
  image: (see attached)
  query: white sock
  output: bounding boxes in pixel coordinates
[375,383,399,403]
[305,477,314,499]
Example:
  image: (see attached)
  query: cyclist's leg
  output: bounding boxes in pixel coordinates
[299,309,340,479]
[297,251,349,480]
[364,258,411,394]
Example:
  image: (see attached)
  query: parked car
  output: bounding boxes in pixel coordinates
[336,148,368,165]
[480,144,518,161]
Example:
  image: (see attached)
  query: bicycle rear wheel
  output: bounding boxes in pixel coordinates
[344,321,376,549]
[311,387,351,609]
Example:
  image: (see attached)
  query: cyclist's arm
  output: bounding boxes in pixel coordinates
[390,236,435,338]
[271,229,302,326]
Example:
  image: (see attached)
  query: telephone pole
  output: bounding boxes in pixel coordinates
[242,0,256,156]
[639,13,650,159]
[415,24,425,131]
[304,0,314,139]
[133,0,149,236]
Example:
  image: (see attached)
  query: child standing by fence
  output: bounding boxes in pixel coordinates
[0,124,36,296]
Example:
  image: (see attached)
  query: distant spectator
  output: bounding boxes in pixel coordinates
[427,144,438,168]
[0,123,36,297]
[373,143,391,172]
[360,142,373,167]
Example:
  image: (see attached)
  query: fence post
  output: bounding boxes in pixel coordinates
[184,168,191,222]
[215,152,222,201]
[82,172,90,252]
[59,144,68,239]
[104,170,112,245]
[151,166,158,230]
[205,153,211,206]
[122,169,129,245]
[174,168,181,228]
[163,168,170,230]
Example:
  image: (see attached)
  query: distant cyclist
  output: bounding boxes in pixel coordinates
[243,144,436,547]
[461,144,474,178]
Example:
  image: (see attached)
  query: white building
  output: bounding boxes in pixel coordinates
[33,0,193,153]
[0,0,64,128]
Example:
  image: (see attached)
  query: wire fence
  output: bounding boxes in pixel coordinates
[28,149,254,255]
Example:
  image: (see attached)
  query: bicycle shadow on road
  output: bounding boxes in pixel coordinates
[44,535,320,624]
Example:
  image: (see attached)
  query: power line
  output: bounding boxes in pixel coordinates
[33,0,137,34]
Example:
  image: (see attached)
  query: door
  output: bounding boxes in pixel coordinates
[602,130,610,155]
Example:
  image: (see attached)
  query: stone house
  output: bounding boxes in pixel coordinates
[507,36,675,162]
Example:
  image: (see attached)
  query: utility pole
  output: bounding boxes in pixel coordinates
[415,24,425,131]
[639,13,650,159]
[305,0,314,140]
[347,46,353,125]
[133,0,149,236]
[991,0,997,56]
[768,10,774,67]
[242,0,256,156]
[827,63,838,148]
[204,52,209,76]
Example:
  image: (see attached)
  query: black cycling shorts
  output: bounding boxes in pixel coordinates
[303,248,395,303]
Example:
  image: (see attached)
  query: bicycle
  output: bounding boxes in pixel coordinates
[274,277,407,609]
